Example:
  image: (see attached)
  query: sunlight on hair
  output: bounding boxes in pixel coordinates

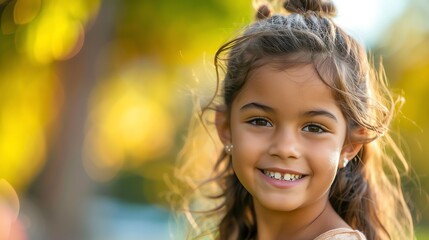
[169,90,227,239]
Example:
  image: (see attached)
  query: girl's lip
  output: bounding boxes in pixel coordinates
[258,167,308,176]
[258,170,307,189]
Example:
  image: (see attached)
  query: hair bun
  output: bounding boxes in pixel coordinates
[283,0,337,17]
[255,4,272,20]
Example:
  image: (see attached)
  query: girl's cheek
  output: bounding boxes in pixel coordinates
[305,139,342,165]
[234,126,270,146]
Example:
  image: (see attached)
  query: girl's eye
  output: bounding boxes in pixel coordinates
[303,124,326,133]
[247,118,273,127]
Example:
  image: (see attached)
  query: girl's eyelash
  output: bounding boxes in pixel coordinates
[246,120,328,131]
[303,123,328,133]
[246,117,273,127]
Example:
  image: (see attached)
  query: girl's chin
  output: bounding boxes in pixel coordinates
[253,195,303,213]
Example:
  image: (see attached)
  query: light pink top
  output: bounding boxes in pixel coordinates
[314,228,367,240]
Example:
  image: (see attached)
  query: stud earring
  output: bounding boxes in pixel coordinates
[343,157,349,168]
[225,144,234,154]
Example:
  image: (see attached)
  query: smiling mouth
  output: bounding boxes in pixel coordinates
[262,170,305,181]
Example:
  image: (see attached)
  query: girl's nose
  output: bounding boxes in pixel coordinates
[267,128,301,160]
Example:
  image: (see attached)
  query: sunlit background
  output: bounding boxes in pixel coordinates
[0,0,428,239]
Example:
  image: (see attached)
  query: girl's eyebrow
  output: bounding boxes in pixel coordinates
[303,110,338,122]
[240,103,338,122]
[239,102,274,113]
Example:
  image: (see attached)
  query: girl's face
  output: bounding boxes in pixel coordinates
[218,63,356,213]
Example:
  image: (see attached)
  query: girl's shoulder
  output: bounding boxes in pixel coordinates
[313,228,367,240]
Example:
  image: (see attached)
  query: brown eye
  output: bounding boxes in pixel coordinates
[303,124,325,133]
[248,118,273,127]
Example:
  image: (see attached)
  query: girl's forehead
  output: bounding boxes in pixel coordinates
[246,63,328,87]
[233,63,340,113]
[247,53,337,85]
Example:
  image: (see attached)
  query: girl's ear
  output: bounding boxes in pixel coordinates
[215,106,231,144]
[340,142,362,165]
[340,127,366,168]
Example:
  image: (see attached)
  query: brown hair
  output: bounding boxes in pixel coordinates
[175,0,414,239]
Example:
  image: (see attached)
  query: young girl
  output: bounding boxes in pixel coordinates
[175,0,414,239]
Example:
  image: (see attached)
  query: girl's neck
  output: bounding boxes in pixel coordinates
[254,196,349,240]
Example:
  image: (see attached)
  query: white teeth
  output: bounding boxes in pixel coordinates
[263,170,303,181]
